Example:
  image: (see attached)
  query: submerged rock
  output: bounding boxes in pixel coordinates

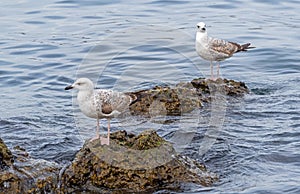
[0,138,13,169]
[0,144,60,194]
[60,130,218,193]
[191,78,249,96]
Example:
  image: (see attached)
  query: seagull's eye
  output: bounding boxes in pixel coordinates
[77,83,81,86]
[197,25,200,29]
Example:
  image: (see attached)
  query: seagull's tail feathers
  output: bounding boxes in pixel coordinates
[129,94,138,106]
[239,43,255,51]
[125,92,142,106]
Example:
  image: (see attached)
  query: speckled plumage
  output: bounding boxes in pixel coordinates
[93,89,133,117]
[65,78,135,145]
[195,22,253,79]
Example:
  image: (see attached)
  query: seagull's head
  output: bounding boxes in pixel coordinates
[65,78,94,91]
[196,22,206,33]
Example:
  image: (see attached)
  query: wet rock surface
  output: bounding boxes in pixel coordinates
[191,78,249,97]
[129,83,202,116]
[0,144,60,194]
[0,138,13,169]
[60,130,218,193]
[129,78,249,116]
[0,131,218,193]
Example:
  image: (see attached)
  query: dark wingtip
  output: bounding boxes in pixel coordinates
[241,43,255,51]
[125,92,139,106]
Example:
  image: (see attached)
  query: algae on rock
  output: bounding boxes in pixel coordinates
[0,141,60,194]
[60,130,218,193]
[128,78,248,116]
[0,138,13,169]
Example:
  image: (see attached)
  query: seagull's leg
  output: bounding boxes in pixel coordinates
[210,61,214,80]
[90,117,100,142]
[96,118,100,139]
[107,118,110,145]
[100,118,110,145]
[217,62,220,79]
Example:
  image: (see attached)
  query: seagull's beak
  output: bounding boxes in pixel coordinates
[65,85,74,90]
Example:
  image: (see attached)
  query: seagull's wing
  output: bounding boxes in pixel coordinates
[208,38,240,57]
[95,89,132,116]
[93,89,114,115]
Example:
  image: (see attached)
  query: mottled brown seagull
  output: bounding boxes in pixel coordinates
[195,22,254,79]
[65,78,136,145]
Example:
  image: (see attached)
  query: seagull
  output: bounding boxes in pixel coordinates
[65,78,136,145]
[195,22,254,80]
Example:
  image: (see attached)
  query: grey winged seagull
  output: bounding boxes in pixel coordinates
[65,78,136,145]
[195,22,254,79]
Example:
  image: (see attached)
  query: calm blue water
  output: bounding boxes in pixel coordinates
[1,0,300,193]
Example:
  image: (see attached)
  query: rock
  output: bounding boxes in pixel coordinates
[0,138,13,169]
[0,139,20,194]
[60,130,218,193]
[129,83,202,117]
[191,78,249,97]
[0,145,60,194]
[129,78,248,116]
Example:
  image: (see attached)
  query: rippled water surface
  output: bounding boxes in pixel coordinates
[1,0,300,193]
